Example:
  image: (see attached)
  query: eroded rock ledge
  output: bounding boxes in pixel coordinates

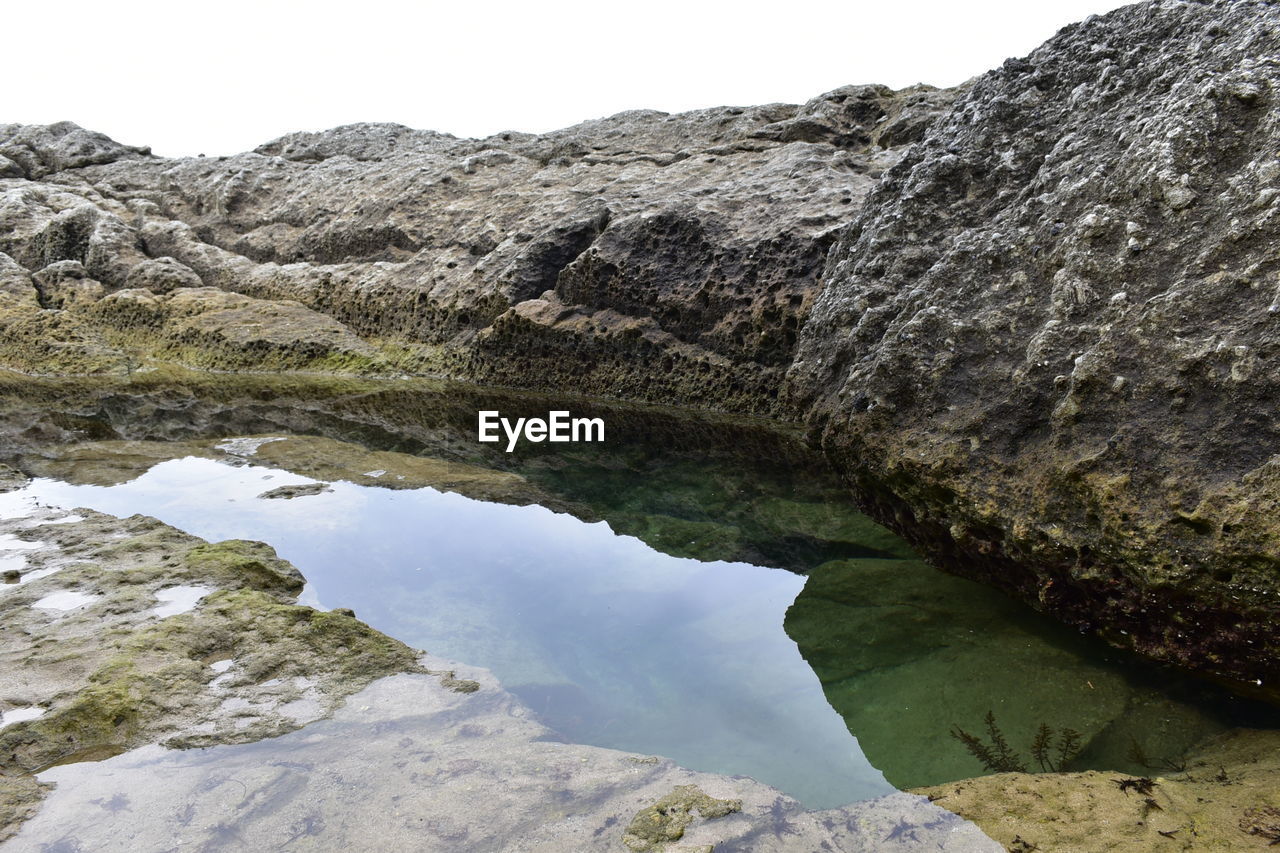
[0,84,955,414]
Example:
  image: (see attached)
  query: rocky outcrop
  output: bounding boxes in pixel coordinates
[788,0,1280,700]
[0,85,956,413]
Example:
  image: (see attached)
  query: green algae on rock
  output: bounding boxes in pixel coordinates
[622,784,743,852]
[0,486,424,841]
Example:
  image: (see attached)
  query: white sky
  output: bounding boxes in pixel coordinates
[8,0,1136,157]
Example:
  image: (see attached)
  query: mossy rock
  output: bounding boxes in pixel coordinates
[622,784,742,852]
[183,540,305,595]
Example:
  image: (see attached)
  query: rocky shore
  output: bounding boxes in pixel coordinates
[3,1,1275,712]
[0,81,955,413]
[2,0,1279,848]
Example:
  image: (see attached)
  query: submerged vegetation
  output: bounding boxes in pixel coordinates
[951,712,1082,775]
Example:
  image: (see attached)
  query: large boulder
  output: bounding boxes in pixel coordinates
[788,0,1280,698]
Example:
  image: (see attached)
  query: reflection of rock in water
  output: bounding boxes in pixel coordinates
[0,374,903,575]
[257,482,333,500]
[12,668,1000,852]
[785,556,1279,789]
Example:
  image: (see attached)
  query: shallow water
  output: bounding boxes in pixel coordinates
[3,380,1277,808]
[22,457,892,807]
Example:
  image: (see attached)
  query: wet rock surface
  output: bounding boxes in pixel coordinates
[913,728,1280,852]
[789,0,1280,699]
[0,479,424,840]
[3,667,1000,853]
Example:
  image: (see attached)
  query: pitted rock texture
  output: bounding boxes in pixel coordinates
[788,0,1280,699]
[0,85,955,411]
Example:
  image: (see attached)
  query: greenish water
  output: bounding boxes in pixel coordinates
[5,380,1277,804]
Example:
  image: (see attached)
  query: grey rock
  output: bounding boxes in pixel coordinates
[0,121,150,179]
[31,260,104,310]
[122,256,203,294]
[0,85,948,405]
[257,482,333,500]
[789,0,1280,699]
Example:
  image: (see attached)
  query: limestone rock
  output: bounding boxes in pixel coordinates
[31,260,104,310]
[0,253,39,316]
[122,256,203,294]
[0,121,150,179]
[0,85,952,408]
[789,0,1280,698]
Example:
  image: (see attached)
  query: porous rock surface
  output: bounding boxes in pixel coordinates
[0,85,956,411]
[788,0,1280,699]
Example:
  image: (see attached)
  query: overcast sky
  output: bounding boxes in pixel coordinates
[9,0,1136,157]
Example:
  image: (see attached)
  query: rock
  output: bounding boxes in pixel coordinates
[90,287,379,371]
[788,0,1280,699]
[912,729,1280,852]
[0,121,150,179]
[31,260,105,310]
[0,504,424,840]
[257,482,333,500]
[0,85,952,410]
[622,784,741,852]
[122,257,203,294]
[0,254,39,317]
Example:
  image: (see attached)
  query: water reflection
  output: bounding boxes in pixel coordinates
[26,457,892,807]
[6,376,1277,799]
